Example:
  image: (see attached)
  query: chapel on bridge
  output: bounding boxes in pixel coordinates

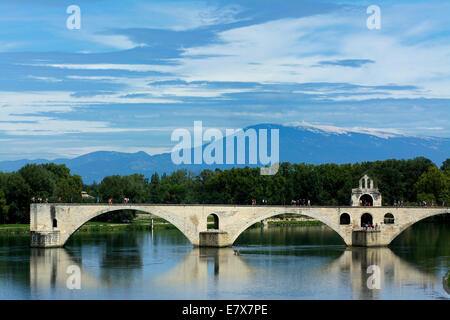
[351,174,382,206]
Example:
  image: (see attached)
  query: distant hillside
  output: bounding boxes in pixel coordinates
[0,123,448,184]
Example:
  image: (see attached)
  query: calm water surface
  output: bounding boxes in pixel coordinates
[0,223,448,299]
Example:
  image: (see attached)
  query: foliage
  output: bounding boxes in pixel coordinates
[415,166,450,205]
[0,190,9,224]
[0,157,448,224]
[0,164,82,223]
[441,159,450,173]
[94,174,149,221]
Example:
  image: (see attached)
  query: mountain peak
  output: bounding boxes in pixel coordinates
[285,121,405,139]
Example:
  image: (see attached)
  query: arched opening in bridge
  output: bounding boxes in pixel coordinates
[207,214,219,230]
[361,213,373,227]
[65,209,191,247]
[359,194,373,206]
[340,213,350,225]
[390,212,450,246]
[52,218,57,228]
[233,213,346,246]
[384,213,394,224]
[90,209,137,223]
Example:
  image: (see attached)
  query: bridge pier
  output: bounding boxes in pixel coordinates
[199,231,232,247]
[351,230,386,247]
[30,231,62,248]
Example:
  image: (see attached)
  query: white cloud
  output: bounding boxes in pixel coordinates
[28,5,450,101]
[26,63,169,72]
[68,73,252,98]
[81,33,147,50]
[0,41,25,52]
[137,2,244,31]
[169,10,450,100]
[27,75,62,82]
[3,1,450,157]
[0,90,179,136]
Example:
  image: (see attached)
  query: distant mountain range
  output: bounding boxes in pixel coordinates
[1,123,449,184]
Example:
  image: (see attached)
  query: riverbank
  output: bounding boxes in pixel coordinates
[0,224,29,234]
[265,220,323,226]
[262,214,323,227]
[0,221,175,234]
[0,220,322,234]
[0,213,323,234]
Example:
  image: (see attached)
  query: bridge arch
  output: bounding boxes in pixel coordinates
[57,205,199,247]
[387,210,449,244]
[228,209,350,246]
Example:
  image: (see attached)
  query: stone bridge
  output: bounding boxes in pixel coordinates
[29,204,449,248]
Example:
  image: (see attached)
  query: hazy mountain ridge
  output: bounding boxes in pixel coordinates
[1,123,448,184]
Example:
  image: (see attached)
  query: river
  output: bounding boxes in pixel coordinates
[0,222,448,299]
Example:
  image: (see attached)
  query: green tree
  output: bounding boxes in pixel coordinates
[148,172,163,203]
[18,164,55,199]
[415,166,450,205]
[4,173,31,223]
[57,174,83,202]
[0,190,9,224]
[122,174,148,203]
[441,158,450,173]
[99,175,123,202]
[41,163,71,180]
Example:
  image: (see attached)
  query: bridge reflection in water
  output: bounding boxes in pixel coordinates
[29,248,102,296]
[154,248,255,288]
[29,245,440,299]
[29,247,254,291]
[322,248,436,300]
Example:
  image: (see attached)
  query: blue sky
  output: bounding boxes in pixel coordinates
[0,0,449,160]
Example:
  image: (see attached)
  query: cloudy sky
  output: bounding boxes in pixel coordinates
[0,0,449,160]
